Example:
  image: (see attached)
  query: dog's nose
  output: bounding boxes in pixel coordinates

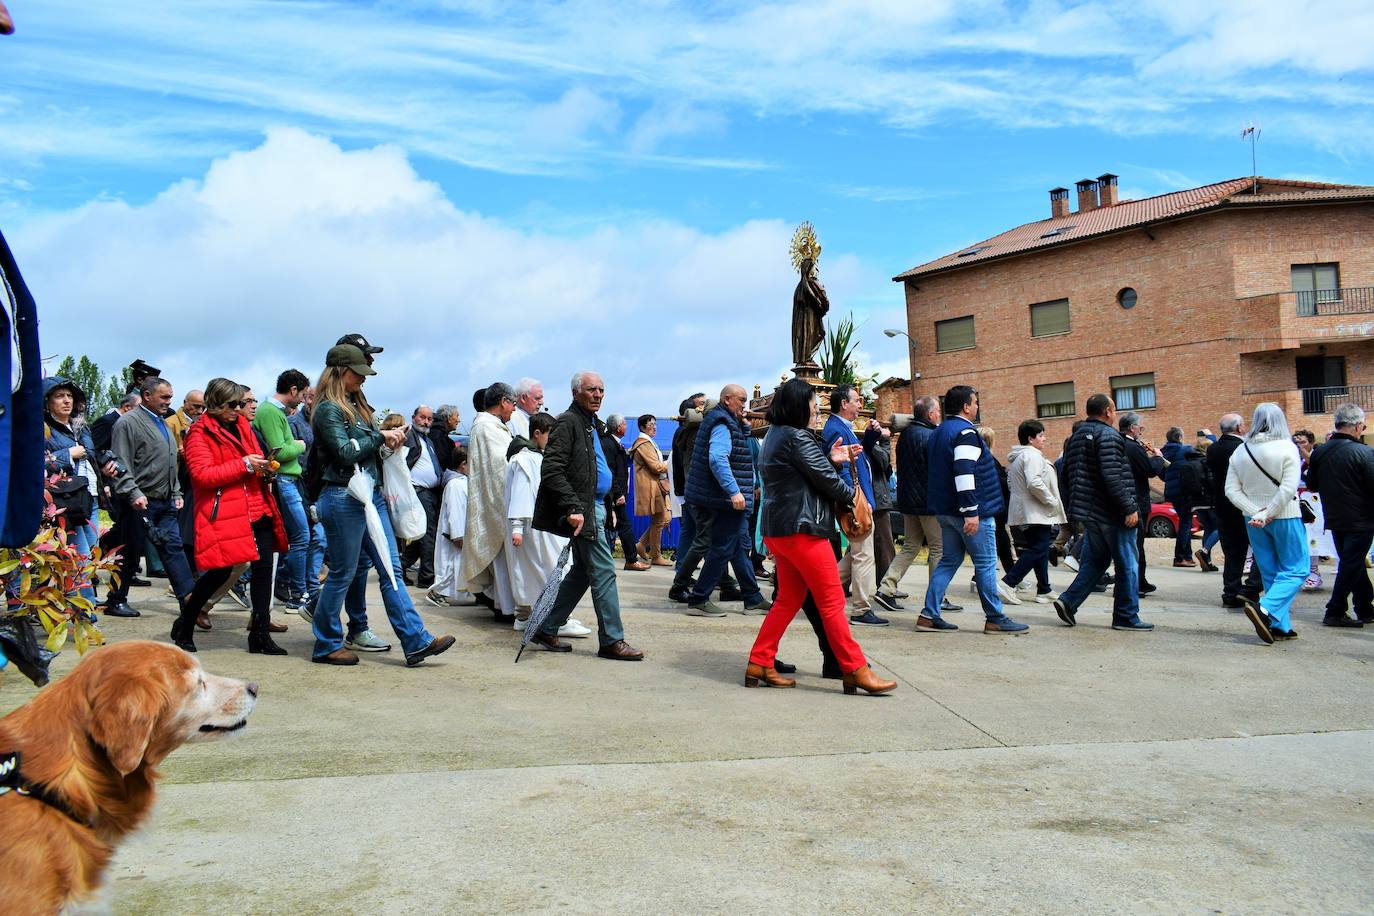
[246,682,259,698]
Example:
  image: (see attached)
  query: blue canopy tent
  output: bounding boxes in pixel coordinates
[618,417,682,549]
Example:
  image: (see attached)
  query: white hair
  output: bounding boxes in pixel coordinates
[1333,403,1365,430]
[571,370,601,393]
[1218,413,1243,435]
[1247,402,1291,442]
[606,413,625,432]
[514,377,541,399]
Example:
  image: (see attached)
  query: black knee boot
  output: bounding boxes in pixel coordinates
[247,609,287,655]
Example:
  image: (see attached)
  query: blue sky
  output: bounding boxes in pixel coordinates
[3,0,1372,422]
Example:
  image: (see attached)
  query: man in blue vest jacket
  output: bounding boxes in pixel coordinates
[683,384,768,616]
[921,385,1029,634]
[822,385,887,626]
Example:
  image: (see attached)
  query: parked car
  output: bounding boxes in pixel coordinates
[1145,500,1203,539]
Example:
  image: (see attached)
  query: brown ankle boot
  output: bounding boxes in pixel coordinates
[842,665,896,695]
[744,662,796,688]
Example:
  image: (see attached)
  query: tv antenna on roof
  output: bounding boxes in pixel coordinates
[1241,121,1261,192]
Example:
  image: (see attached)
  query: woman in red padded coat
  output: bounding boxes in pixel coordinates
[170,377,288,655]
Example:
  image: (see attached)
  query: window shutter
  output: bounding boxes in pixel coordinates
[1030,299,1070,337]
[935,316,975,352]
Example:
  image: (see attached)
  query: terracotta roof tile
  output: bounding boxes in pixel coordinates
[894,177,1374,281]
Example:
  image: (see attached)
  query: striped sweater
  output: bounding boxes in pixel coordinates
[925,416,1004,519]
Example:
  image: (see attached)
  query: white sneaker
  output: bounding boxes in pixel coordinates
[513,617,528,631]
[996,580,1022,605]
[1015,581,1032,594]
[558,618,592,638]
[425,589,450,607]
[345,629,391,652]
[1064,556,1080,571]
[1034,593,1054,604]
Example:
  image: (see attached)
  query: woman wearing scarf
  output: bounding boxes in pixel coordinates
[41,377,107,602]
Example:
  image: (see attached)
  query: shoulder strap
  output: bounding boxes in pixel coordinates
[1242,442,1282,488]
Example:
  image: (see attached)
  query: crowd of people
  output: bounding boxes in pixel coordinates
[34,339,1374,691]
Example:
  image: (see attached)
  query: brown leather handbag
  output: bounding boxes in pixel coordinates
[837,452,874,540]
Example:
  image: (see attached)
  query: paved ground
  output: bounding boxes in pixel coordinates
[5,540,1374,914]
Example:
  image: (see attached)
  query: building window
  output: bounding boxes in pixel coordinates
[1112,372,1156,410]
[1035,381,1075,418]
[1117,287,1137,309]
[1030,299,1070,337]
[935,315,975,352]
[1292,262,1340,316]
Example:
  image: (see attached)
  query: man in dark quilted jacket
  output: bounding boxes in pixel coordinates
[1054,394,1153,632]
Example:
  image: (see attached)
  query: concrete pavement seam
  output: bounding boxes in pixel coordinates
[867,651,1011,747]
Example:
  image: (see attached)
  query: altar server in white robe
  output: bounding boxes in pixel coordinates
[428,447,476,607]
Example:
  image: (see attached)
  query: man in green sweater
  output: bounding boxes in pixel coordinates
[253,369,310,608]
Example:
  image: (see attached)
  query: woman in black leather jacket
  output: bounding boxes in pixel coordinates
[745,378,897,696]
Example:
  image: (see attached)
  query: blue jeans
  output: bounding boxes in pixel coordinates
[1197,508,1221,553]
[143,497,196,597]
[313,484,432,658]
[1247,516,1308,631]
[275,476,310,599]
[70,516,98,602]
[687,506,762,604]
[539,500,625,646]
[307,518,328,600]
[673,501,696,576]
[1173,499,1195,561]
[1059,521,1141,622]
[923,515,1010,622]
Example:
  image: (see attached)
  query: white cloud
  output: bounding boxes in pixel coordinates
[17,129,880,422]
[5,0,1371,183]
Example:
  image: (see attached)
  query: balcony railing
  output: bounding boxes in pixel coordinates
[1296,287,1374,316]
[1299,384,1374,415]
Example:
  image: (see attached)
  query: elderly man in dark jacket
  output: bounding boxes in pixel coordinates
[684,384,768,616]
[529,371,643,660]
[1119,410,1165,595]
[877,395,960,612]
[1306,403,1374,627]
[1206,413,1262,607]
[1054,394,1153,631]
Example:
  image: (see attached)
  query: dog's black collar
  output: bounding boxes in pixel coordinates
[0,751,93,828]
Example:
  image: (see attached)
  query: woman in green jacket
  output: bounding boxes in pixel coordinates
[308,344,455,667]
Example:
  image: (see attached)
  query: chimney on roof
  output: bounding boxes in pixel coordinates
[1075,178,1099,213]
[1049,187,1070,219]
[1097,173,1119,207]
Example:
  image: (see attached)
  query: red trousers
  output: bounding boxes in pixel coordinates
[749,533,867,673]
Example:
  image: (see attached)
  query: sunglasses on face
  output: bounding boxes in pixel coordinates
[226,400,246,409]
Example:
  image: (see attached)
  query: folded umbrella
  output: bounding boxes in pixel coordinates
[515,542,573,663]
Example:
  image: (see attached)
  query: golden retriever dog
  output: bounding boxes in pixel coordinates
[0,641,257,915]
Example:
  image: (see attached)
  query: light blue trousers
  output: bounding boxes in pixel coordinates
[1245,516,1309,632]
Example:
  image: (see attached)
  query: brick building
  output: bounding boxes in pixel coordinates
[893,174,1374,445]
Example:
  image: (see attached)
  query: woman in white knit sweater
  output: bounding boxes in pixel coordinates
[1224,403,1309,644]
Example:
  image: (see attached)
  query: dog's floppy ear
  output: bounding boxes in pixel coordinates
[89,679,165,777]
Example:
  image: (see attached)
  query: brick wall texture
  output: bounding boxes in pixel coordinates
[901,203,1374,450]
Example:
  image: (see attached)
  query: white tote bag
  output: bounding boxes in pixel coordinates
[382,446,427,541]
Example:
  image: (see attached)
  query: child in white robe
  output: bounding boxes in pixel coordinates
[507,415,589,637]
[429,447,476,607]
